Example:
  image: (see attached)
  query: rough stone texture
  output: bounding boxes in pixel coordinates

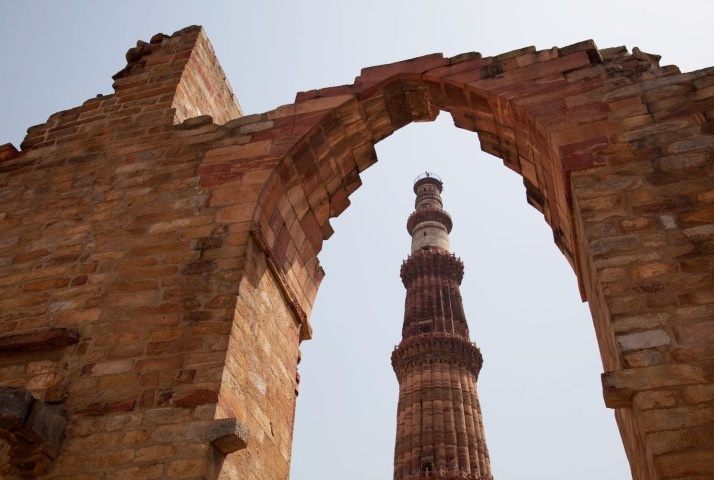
[0,25,713,479]
[0,328,79,353]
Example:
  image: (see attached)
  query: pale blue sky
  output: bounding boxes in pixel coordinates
[1,1,712,479]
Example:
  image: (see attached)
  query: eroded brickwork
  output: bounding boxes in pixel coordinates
[0,26,287,479]
[1,26,713,479]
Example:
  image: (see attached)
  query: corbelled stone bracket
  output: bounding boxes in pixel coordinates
[151,418,249,454]
[210,419,250,454]
[0,386,68,476]
[602,370,635,408]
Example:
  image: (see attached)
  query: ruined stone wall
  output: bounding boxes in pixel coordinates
[0,26,297,479]
[1,26,714,480]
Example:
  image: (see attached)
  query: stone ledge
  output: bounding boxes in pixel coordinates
[150,417,249,454]
[0,328,79,353]
[211,418,250,454]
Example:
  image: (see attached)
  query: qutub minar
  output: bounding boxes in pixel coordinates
[391,173,492,480]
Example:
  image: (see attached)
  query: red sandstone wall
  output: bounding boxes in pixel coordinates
[0,26,296,479]
[217,239,302,480]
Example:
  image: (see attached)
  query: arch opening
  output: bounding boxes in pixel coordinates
[289,116,629,479]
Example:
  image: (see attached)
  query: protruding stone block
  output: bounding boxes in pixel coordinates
[151,418,248,454]
[602,365,708,408]
[0,328,79,353]
[0,386,67,476]
[210,419,250,454]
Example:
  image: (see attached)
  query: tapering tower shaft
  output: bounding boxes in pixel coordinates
[391,174,492,480]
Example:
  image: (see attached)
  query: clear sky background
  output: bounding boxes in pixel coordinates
[1,1,712,479]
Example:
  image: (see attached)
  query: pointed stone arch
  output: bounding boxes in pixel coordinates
[246,41,675,313]
[203,41,713,480]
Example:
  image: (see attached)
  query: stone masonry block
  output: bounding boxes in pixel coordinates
[151,418,248,454]
[0,385,33,429]
[617,329,671,352]
[633,390,677,410]
[653,450,714,478]
[647,429,696,456]
[0,328,79,353]
[602,364,708,408]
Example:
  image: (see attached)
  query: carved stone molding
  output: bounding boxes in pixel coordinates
[251,223,312,341]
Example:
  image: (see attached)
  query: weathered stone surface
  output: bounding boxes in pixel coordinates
[617,329,671,352]
[1,24,714,480]
[0,387,68,476]
[0,386,33,429]
[0,328,79,353]
[602,365,708,408]
[24,399,68,453]
[151,418,248,450]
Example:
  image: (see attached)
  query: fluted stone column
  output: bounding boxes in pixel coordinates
[392,173,493,480]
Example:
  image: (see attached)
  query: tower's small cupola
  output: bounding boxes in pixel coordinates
[407,172,453,253]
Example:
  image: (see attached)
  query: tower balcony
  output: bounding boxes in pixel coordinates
[406,208,453,236]
[391,331,483,381]
[400,248,464,286]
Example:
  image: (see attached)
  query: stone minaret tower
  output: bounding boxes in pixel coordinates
[391,173,493,480]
